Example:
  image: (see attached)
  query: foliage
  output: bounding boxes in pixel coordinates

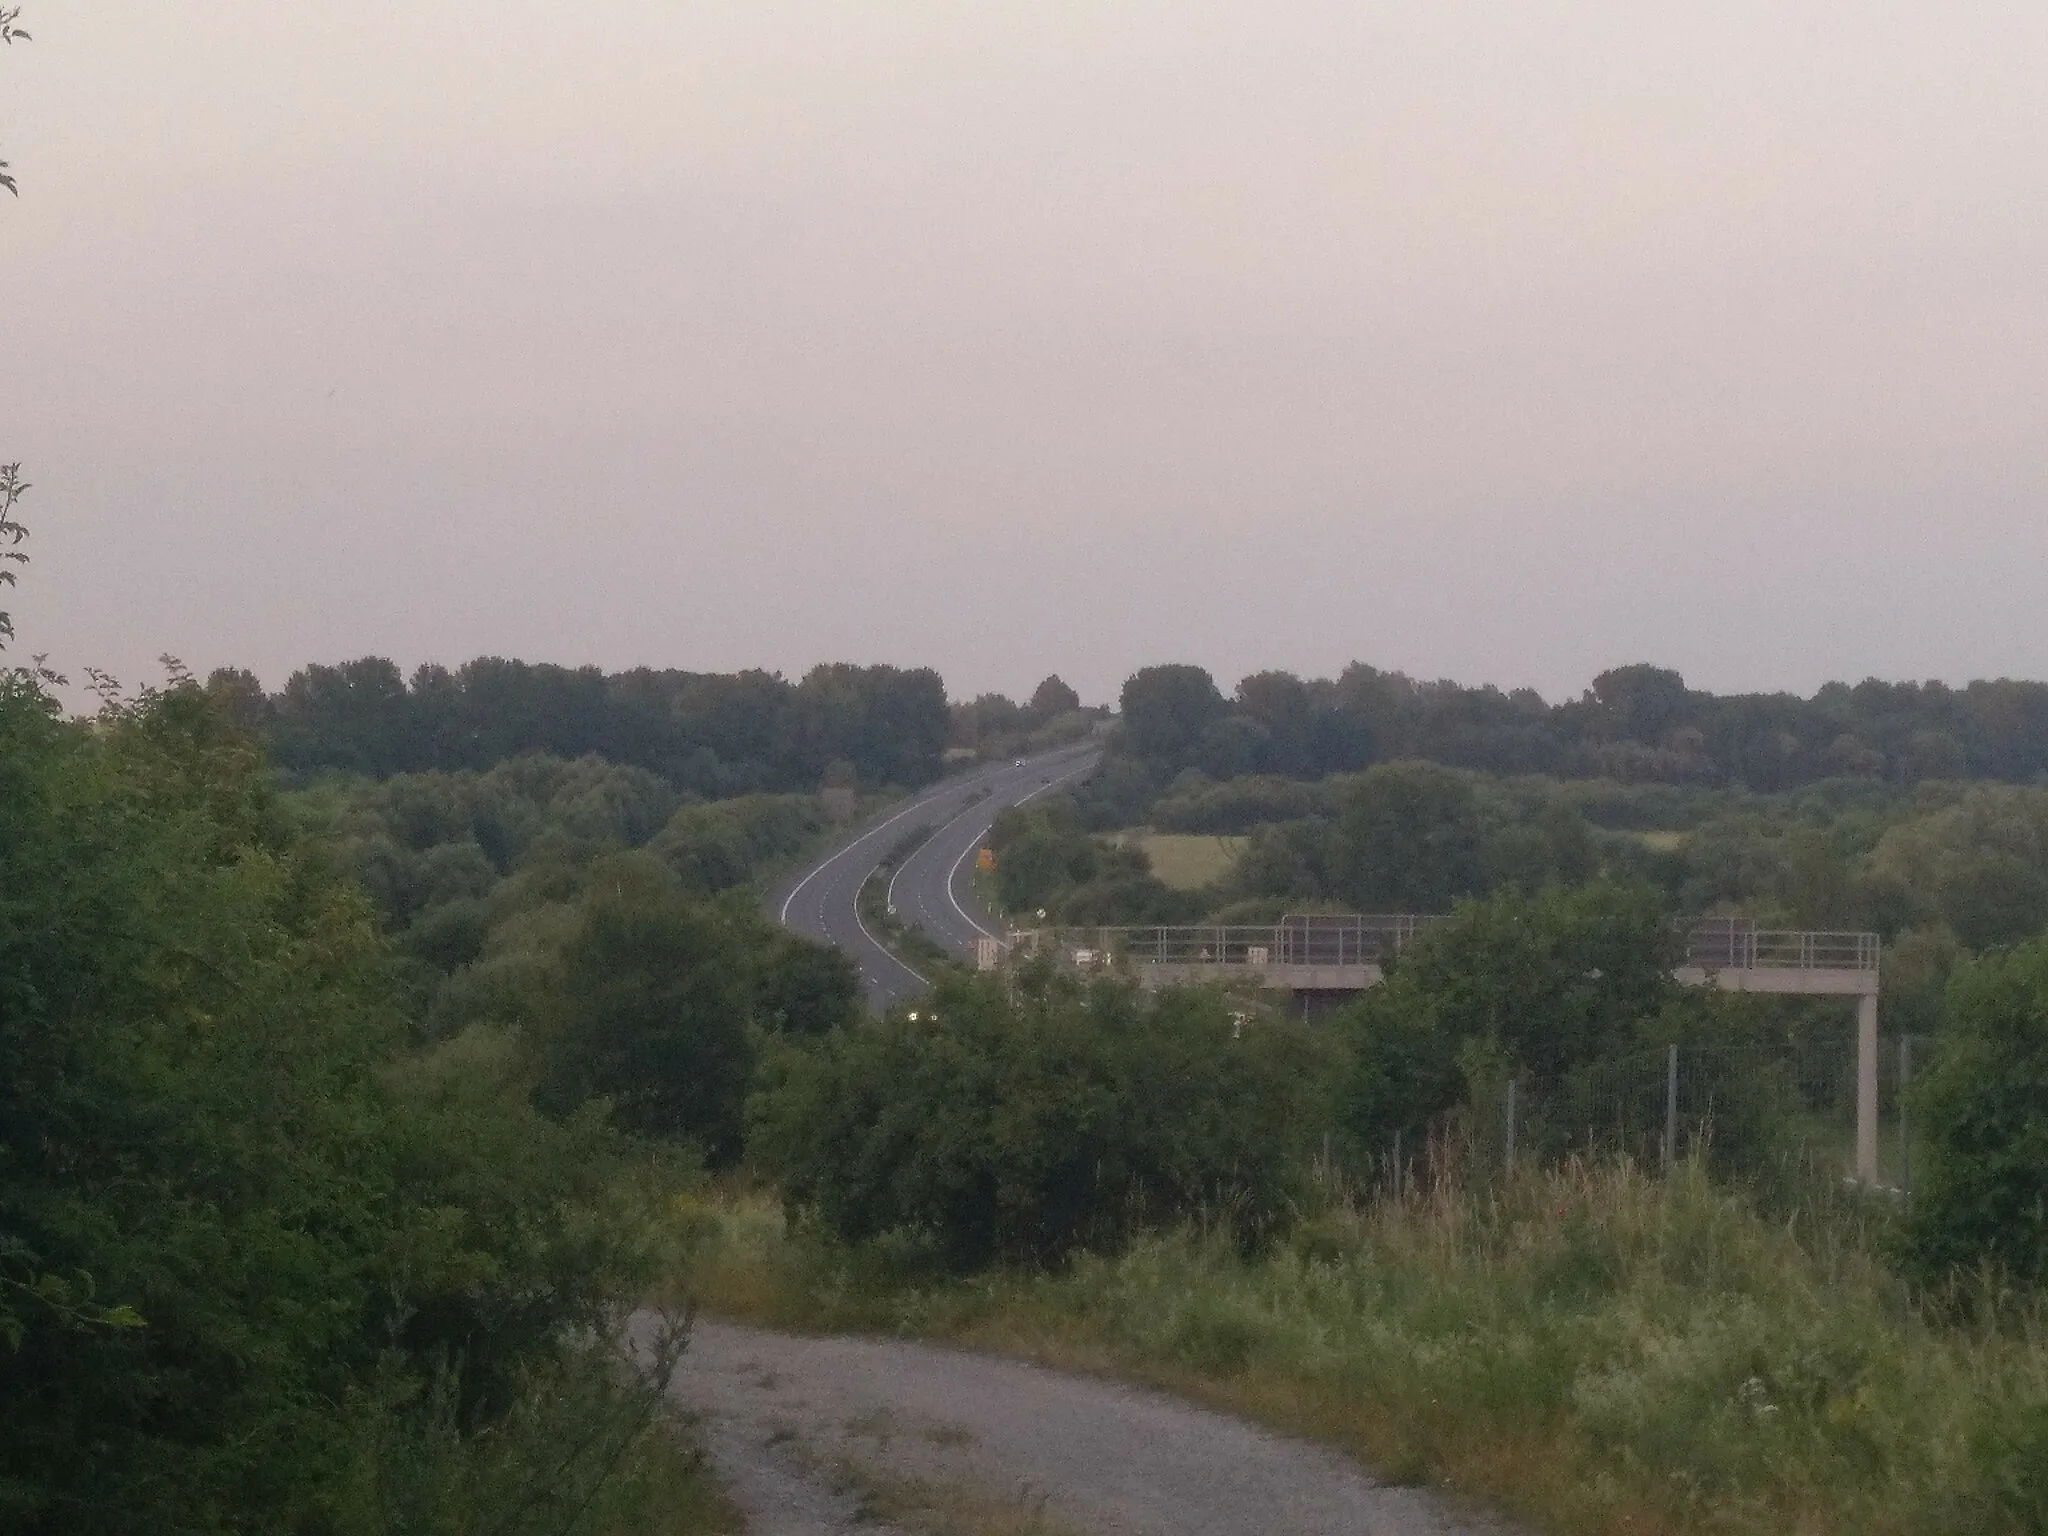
[1118,664,1229,764]
[1332,883,1679,1149]
[530,860,759,1163]
[1398,882,1680,1085]
[1105,658,2048,793]
[689,1164,2048,1536]
[0,7,25,201]
[748,970,1333,1270]
[0,679,709,1531]
[228,656,950,795]
[1906,937,2048,1288]
[302,757,855,1096]
[987,800,1205,923]
[948,674,1098,759]
[0,463,25,649]
[1149,771,1327,832]
[1326,760,1485,910]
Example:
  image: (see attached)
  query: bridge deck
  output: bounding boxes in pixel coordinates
[1003,916,1878,994]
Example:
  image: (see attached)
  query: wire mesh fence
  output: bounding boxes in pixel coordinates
[1386,1030,1939,1205]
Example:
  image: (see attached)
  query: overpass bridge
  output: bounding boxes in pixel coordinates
[993,915,1887,1185]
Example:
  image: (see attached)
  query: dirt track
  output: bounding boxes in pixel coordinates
[666,1319,1517,1536]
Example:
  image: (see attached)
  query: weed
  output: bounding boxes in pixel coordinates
[686,1162,2048,1535]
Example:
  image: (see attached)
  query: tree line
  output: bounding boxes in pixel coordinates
[200,653,2048,804]
[208,656,952,796]
[1117,660,2048,790]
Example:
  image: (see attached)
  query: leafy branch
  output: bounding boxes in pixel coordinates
[0,463,27,649]
[0,6,27,197]
[1,1238,146,1352]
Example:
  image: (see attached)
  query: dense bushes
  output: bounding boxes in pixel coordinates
[1333,884,1672,1144]
[1150,773,1327,832]
[1907,937,2048,1288]
[748,970,1332,1269]
[0,680,699,1532]
[531,867,760,1160]
[987,801,1204,924]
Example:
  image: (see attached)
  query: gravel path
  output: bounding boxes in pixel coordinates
[665,1319,1518,1536]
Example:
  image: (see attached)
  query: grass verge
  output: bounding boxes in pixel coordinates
[679,1164,2048,1536]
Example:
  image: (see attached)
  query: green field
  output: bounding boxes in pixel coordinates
[1124,832,1247,890]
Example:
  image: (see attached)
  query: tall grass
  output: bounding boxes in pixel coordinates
[685,1162,2048,1535]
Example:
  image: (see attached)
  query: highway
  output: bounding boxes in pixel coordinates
[772,741,1101,1009]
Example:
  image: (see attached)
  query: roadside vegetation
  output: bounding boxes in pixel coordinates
[706,875,2048,1534]
[12,0,2036,1516]
[688,1163,2048,1536]
[11,630,2048,1532]
[0,675,753,1533]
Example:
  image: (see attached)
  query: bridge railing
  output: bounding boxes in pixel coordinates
[1680,920,1879,973]
[1008,916,1880,975]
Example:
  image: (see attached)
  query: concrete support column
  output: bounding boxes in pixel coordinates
[1856,992,1880,1187]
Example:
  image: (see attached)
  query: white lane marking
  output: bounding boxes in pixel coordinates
[944,754,1099,941]
[854,876,927,990]
[776,769,996,926]
[886,757,1044,918]
[777,748,1094,996]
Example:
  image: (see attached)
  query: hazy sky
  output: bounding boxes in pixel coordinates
[5,2,2046,707]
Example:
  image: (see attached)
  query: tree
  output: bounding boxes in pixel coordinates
[1120,664,1226,764]
[1335,882,1683,1154]
[1590,664,1692,744]
[1392,882,1680,1087]
[1234,670,1312,772]
[1327,760,1483,911]
[1027,674,1081,721]
[753,928,862,1036]
[530,860,756,1162]
[1906,937,2048,1288]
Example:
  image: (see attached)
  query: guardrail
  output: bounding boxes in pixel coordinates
[1680,918,1879,972]
[1006,915,1880,975]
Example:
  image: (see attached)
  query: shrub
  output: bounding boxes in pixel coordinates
[0,680,685,1531]
[528,860,758,1163]
[1907,937,2048,1288]
[1335,882,1682,1148]
[748,971,1333,1269]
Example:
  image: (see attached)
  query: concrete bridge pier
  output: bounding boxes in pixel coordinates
[1857,992,1880,1189]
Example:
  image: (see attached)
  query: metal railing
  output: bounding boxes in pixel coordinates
[1007,914,1880,975]
[1680,918,1879,973]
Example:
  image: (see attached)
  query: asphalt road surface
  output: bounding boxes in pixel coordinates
[772,742,1101,1009]
[666,1318,1516,1536]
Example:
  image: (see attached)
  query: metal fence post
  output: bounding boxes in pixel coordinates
[1505,1079,1517,1174]
[1664,1044,1679,1172]
[1899,1035,1913,1208]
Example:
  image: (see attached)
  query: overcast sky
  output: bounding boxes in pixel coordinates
[4,2,2045,707]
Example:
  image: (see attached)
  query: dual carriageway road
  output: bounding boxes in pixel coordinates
[772,742,1100,1007]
